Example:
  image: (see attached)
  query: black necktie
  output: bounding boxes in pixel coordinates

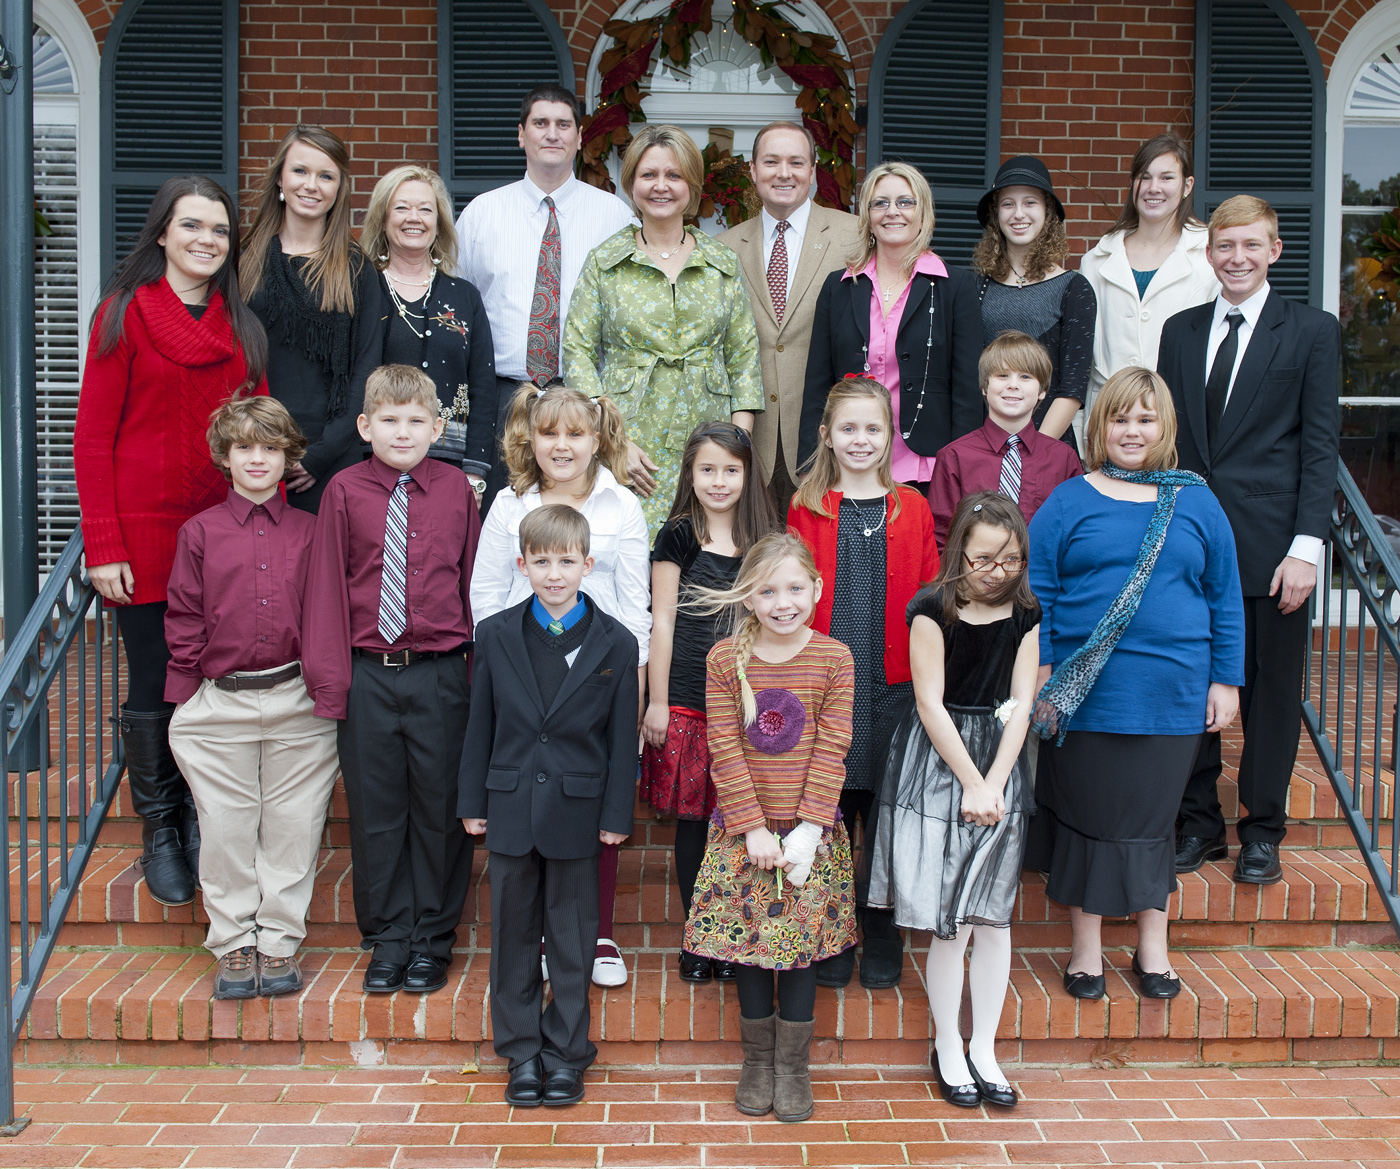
[1205,310,1244,456]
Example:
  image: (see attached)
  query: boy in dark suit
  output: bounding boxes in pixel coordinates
[1157,195,1340,886]
[460,505,638,1108]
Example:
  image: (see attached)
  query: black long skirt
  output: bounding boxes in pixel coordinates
[1023,730,1200,917]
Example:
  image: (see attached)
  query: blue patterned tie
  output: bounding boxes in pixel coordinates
[999,432,1021,505]
[377,472,412,643]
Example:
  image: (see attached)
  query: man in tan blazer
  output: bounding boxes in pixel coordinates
[719,122,860,510]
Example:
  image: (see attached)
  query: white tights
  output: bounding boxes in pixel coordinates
[925,923,1012,1089]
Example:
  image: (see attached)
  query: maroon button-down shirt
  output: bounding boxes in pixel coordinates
[927,416,1084,550]
[164,488,317,704]
[302,455,482,719]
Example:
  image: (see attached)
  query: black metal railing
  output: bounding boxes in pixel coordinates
[1303,458,1400,938]
[0,530,123,1133]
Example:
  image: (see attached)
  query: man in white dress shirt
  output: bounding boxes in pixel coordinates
[455,84,634,504]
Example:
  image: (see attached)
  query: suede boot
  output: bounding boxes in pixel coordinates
[735,1013,776,1116]
[772,1017,815,1122]
[121,706,195,906]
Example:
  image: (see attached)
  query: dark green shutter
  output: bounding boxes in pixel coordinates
[1194,0,1325,306]
[866,0,1002,267]
[99,0,237,277]
[438,0,575,211]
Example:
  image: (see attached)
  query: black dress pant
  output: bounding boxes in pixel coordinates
[1178,594,1309,846]
[489,850,599,1073]
[338,653,474,964]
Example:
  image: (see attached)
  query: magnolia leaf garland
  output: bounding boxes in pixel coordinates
[579,0,857,211]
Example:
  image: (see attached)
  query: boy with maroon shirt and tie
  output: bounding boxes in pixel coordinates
[166,397,339,1000]
[303,364,483,995]
[927,331,1084,551]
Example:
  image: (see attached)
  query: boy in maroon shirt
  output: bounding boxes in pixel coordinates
[303,365,482,996]
[927,331,1084,550]
[166,397,338,1000]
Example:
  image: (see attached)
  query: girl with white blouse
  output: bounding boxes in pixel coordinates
[470,381,651,991]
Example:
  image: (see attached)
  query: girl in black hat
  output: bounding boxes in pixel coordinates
[972,157,1097,453]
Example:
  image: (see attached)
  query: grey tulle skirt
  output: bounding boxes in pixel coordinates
[865,702,1033,940]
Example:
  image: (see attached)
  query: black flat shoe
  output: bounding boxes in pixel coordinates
[504,1056,544,1107]
[711,961,738,982]
[678,951,712,983]
[363,959,406,993]
[1063,969,1105,1000]
[813,948,855,988]
[1174,833,1228,873]
[966,1055,1017,1107]
[403,953,450,993]
[1233,840,1283,885]
[932,1052,980,1108]
[1131,952,1182,1000]
[542,1067,584,1106]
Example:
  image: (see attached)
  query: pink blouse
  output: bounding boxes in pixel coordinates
[844,250,949,483]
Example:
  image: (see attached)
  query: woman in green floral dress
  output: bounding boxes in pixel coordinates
[563,125,764,533]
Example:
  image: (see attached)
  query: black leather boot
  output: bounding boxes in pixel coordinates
[121,706,195,906]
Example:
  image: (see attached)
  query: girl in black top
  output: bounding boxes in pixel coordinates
[641,422,780,984]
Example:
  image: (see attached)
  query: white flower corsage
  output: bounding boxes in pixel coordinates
[994,697,1019,725]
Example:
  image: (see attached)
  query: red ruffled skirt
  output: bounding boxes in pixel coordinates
[640,706,717,820]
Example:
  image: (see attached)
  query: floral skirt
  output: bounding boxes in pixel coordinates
[682,820,857,970]
[640,707,716,820]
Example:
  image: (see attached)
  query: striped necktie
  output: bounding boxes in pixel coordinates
[377,471,412,643]
[999,433,1022,505]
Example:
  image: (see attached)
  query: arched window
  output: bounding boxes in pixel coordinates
[867,0,1003,267]
[437,0,575,210]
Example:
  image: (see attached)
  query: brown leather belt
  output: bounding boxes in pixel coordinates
[213,663,302,692]
[352,644,470,668]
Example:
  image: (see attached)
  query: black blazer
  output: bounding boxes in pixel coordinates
[457,597,639,859]
[1158,290,1339,597]
[353,271,499,475]
[798,265,983,468]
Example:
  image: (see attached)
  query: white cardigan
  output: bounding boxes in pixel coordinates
[469,466,652,663]
[1079,223,1220,417]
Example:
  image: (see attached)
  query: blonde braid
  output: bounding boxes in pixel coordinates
[731,613,762,727]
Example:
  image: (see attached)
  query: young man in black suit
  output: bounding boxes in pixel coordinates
[459,505,638,1108]
[1157,194,1339,886]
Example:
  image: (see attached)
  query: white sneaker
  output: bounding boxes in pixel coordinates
[591,938,628,988]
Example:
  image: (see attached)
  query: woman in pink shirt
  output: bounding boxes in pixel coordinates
[798,162,983,492]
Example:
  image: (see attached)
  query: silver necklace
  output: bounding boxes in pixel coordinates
[640,228,685,260]
[846,497,887,538]
[384,269,435,339]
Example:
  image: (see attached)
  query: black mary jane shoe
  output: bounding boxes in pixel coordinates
[678,951,713,983]
[1062,969,1106,1000]
[932,1052,980,1108]
[966,1055,1017,1108]
[711,961,739,982]
[504,1056,545,1108]
[403,953,450,993]
[363,959,406,994]
[1131,952,1182,1000]
[542,1067,585,1106]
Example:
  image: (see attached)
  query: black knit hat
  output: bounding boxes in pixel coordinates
[977,156,1066,227]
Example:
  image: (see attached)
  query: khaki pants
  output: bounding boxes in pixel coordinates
[169,667,339,958]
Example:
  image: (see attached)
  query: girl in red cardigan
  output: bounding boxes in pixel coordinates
[788,376,939,990]
[74,175,268,908]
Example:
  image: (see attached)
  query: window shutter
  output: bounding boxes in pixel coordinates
[867,0,1003,267]
[438,0,576,211]
[100,0,237,275]
[1195,0,1324,305]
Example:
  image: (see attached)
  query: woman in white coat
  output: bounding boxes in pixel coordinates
[1079,133,1219,423]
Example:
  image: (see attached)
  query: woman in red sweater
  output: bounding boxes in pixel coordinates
[75,175,268,907]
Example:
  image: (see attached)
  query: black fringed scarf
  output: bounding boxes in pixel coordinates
[261,238,356,419]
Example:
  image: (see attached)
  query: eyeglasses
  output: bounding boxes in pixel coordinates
[963,552,1025,573]
[869,197,917,212]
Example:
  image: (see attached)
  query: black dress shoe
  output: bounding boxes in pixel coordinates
[966,1055,1017,1107]
[678,951,712,983]
[1175,834,1228,873]
[1063,969,1106,1000]
[711,961,738,981]
[1131,952,1182,1000]
[1234,840,1283,885]
[931,1052,980,1108]
[859,938,905,989]
[813,948,855,988]
[542,1067,584,1106]
[403,953,450,993]
[363,960,406,993]
[504,1056,544,1107]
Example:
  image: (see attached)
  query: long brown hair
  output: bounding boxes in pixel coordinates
[91,175,266,389]
[1106,132,1203,237]
[793,377,903,522]
[239,125,360,313]
[501,382,631,496]
[925,491,1036,625]
[665,422,780,554]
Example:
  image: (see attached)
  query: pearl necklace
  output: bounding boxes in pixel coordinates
[384,269,435,339]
